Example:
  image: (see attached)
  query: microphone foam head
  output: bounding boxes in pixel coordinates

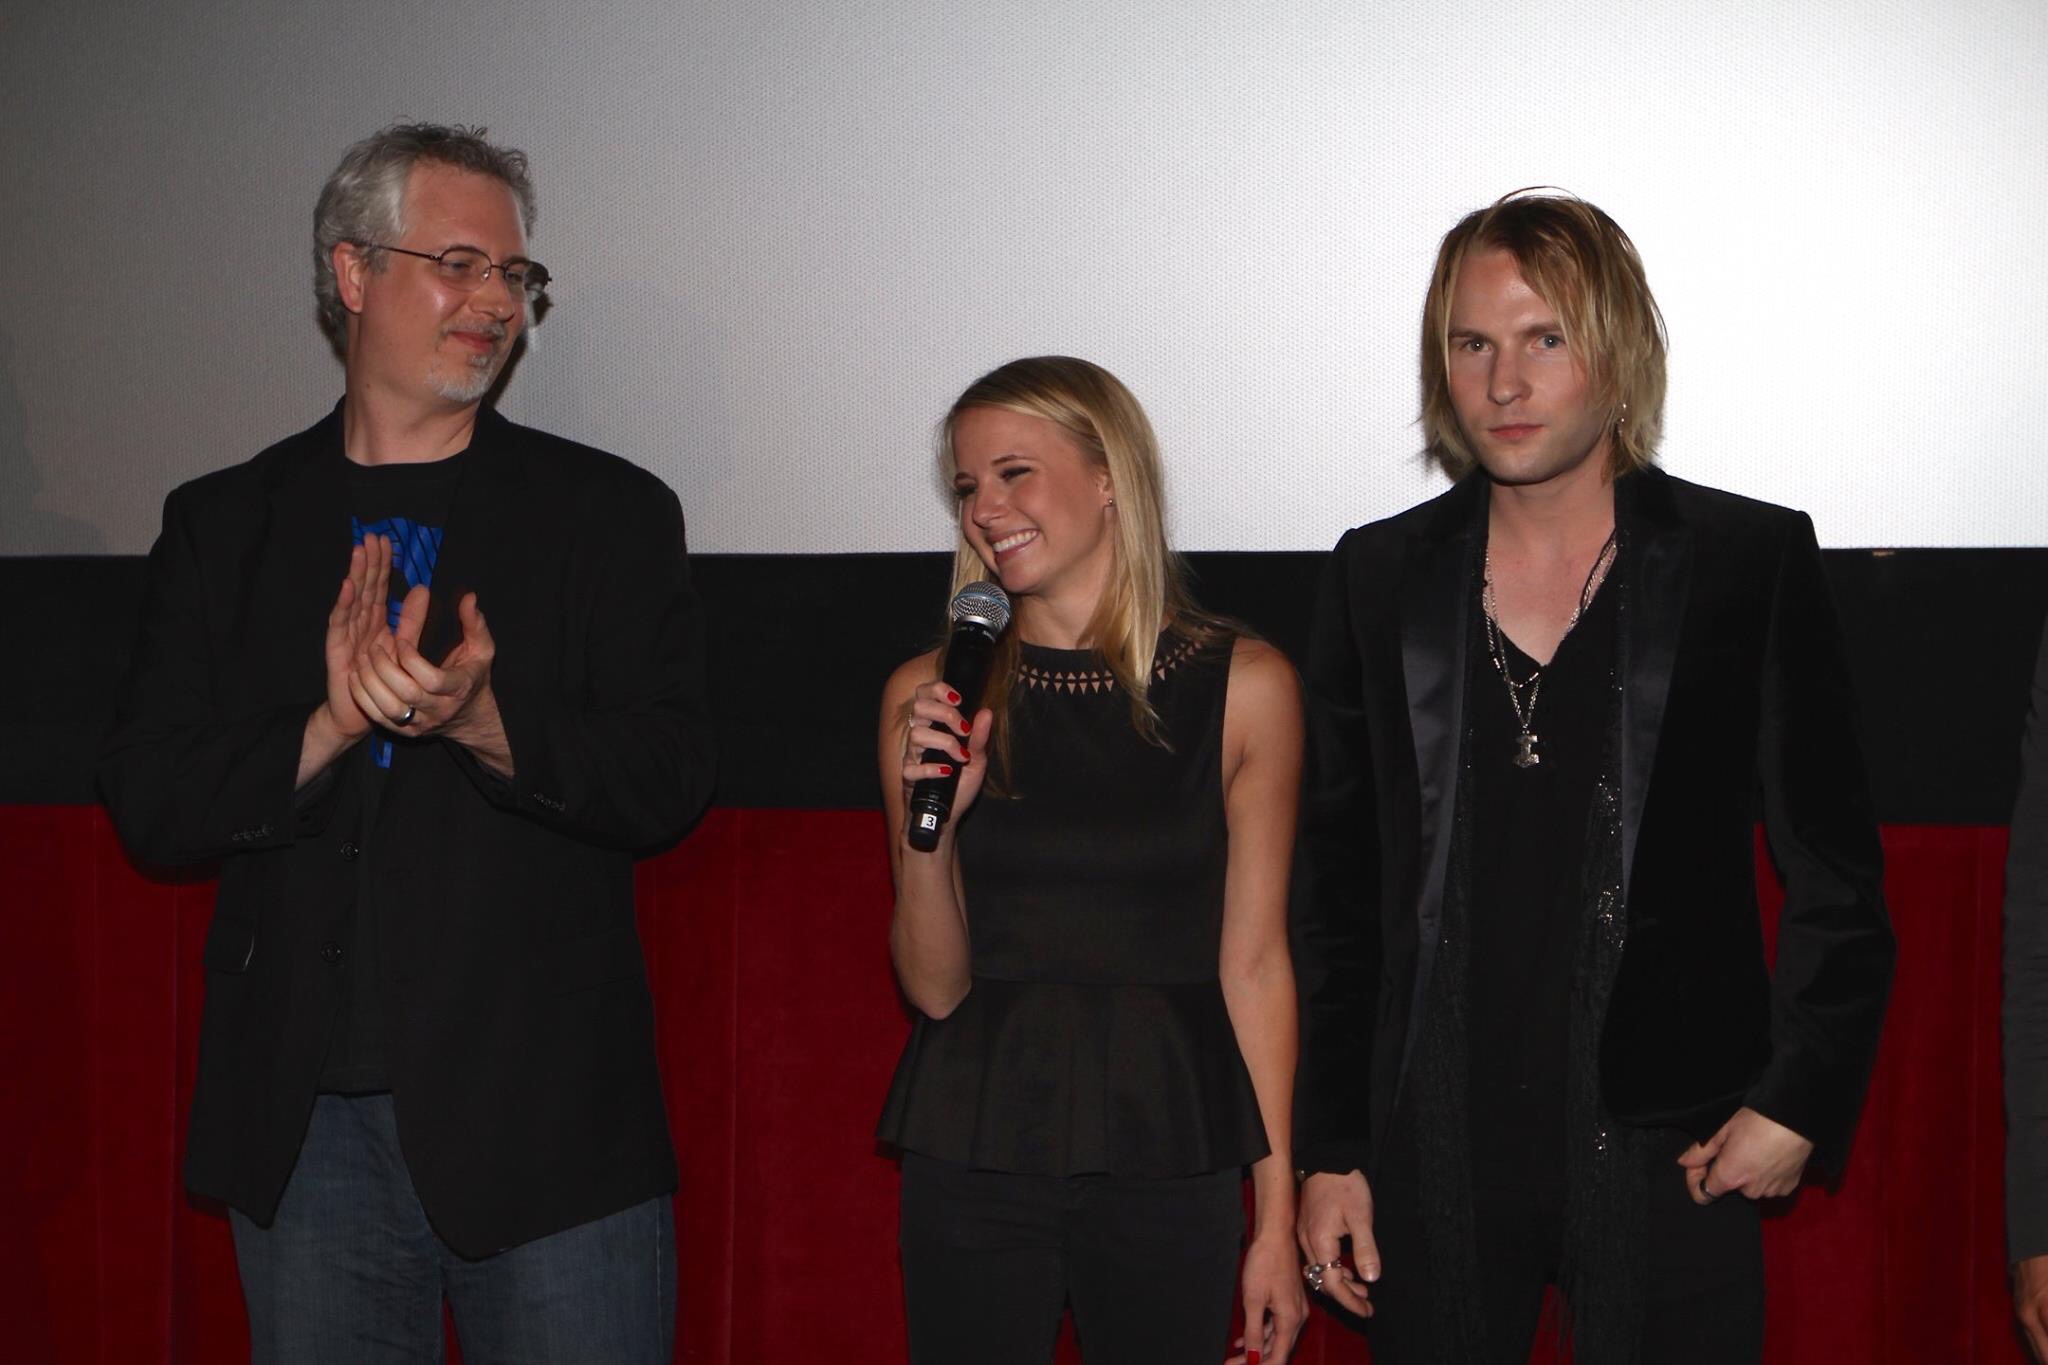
[951,580,1012,634]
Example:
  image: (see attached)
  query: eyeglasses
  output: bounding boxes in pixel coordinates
[365,243,552,301]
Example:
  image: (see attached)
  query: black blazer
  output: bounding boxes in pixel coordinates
[99,407,716,1257]
[1291,466,1893,1181]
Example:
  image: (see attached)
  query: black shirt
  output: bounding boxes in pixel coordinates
[315,447,467,1093]
[1464,571,1619,1207]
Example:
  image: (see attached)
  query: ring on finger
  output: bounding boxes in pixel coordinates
[395,704,417,727]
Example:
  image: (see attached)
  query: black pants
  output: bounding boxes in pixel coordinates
[898,1153,1244,1365]
[1364,1128,1764,1365]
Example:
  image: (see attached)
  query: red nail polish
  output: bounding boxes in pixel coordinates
[946,690,960,704]
[959,748,970,761]
[937,765,952,776]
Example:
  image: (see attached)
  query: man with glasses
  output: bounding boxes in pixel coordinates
[101,123,714,1361]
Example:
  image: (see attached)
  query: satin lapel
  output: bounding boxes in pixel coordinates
[1397,478,1483,1065]
[1618,469,1692,906]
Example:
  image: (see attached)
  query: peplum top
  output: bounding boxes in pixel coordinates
[877,630,1270,1177]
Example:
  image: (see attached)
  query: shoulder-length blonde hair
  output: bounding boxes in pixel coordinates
[1419,189,1668,479]
[938,356,1222,775]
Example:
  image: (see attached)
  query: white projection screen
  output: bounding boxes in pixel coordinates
[2,0,2044,556]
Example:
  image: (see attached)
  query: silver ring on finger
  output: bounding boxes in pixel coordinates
[394,704,417,727]
[1699,1178,1718,1203]
[1302,1258,1341,1291]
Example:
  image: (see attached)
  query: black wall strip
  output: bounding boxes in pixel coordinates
[5,550,2043,822]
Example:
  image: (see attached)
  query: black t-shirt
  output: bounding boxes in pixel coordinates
[316,450,466,1094]
[1463,572,1619,1209]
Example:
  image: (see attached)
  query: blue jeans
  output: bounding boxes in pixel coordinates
[231,1093,675,1364]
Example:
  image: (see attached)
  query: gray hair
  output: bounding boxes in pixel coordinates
[313,123,537,352]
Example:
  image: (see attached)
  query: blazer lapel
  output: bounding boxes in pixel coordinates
[1618,467,1691,907]
[260,407,353,703]
[376,408,528,819]
[411,407,524,665]
[1398,476,1483,1063]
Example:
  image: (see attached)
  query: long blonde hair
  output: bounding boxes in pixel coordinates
[938,356,1221,779]
[1420,189,1668,478]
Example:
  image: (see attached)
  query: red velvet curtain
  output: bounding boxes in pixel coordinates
[0,807,2022,1364]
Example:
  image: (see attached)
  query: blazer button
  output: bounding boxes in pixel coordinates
[319,941,345,965]
[339,842,359,861]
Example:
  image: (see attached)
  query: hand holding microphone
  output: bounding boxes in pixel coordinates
[902,582,1011,852]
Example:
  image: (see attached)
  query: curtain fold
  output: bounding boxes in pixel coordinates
[0,807,2017,1365]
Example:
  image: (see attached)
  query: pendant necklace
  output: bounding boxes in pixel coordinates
[1482,528,1618,769]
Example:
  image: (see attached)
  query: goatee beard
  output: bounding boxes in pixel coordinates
[429,353,501,404]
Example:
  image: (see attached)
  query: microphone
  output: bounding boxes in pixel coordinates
[906,581,1012,852]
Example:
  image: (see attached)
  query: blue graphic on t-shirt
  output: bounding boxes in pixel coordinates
[352,515,444,768]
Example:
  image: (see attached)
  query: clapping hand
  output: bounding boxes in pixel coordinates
[319,534,394,742]
[348,584,497,741]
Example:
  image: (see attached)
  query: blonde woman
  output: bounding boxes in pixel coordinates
[876,357,1306,1364]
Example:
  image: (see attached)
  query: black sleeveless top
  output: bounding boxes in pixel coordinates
[877,631,1271,1177]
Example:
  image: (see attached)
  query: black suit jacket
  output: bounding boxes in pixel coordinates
[99,406,716,1257]
[2004,618,2048,1262]
[1291,466,1893,1182]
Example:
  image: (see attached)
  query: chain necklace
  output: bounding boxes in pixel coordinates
[1482,528,1619,769]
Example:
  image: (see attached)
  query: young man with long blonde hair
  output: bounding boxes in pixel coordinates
[1290,194,1893,1363]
